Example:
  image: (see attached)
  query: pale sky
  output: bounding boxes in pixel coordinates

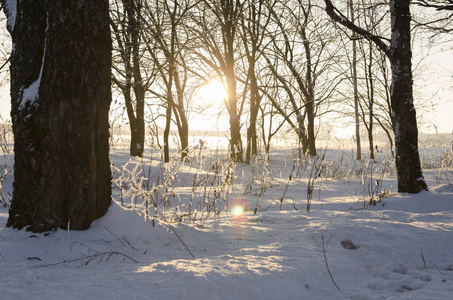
[415,44,453,134]
[0,43,451,134]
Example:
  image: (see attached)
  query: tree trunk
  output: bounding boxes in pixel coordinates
[164,105,171,163]
[300,7,317,157]
[130,121,144,157]
[350,0,362,161]
[126,0,145,157]
[179,122,189,160]
[306,95,316,156]
[226,52,243,162]
[130,57,145,158]
[368,43,375,160]
[224,0,243,163]
[246,66,260,164]
[389,0,427,193]
[6,0,112,232]
[173,71,189,161]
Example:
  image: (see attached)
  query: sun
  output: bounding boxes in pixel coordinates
[199,80,227,105]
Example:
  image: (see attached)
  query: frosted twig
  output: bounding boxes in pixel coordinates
[35,251,138,267]
[314,233,340,290]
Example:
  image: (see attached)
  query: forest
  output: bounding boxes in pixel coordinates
[0,0,453,299]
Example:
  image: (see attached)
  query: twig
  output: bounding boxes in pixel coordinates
[148,199,197,260]
[429,260,446,276]
[421,248,428,271]
[27,257,42,261]
[105,226,125,246]
[280,163,295,210]
[314,233,340,290]
[35,251,138,267]
[104,226,137,250]
[167,223,196,260]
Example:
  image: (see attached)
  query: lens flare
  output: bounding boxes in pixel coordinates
[228,198,248,218]
[227,199,250,240]
[231,205,244,216]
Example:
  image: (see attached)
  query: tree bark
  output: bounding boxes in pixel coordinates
[388,0,427,192]
[5,0,112,232]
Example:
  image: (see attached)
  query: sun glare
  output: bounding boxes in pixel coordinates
[231,205,244,216]
[229,199,248,217]
[200,81,227,105]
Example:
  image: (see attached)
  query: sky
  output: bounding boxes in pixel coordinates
[0,42,451,134]
[415,42,453,134]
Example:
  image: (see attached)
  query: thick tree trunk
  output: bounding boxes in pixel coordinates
[6,0,112,232]
[389,0,427,193]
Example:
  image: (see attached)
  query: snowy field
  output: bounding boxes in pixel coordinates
[1,142,453,300]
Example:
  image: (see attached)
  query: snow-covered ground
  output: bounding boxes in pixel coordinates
[1,145,453,300]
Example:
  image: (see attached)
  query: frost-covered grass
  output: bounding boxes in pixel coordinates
[1,141,453,300]
[110,144,398,222]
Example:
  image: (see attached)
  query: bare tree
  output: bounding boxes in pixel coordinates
[190,0,245,162]
[354,0,388,160]
[325,0,428,193]
[111,0,150,157]
[239,0,273,163]
[262,0,342,156]
[142,0,195,162]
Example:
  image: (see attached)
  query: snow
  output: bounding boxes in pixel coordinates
[19,13,48,111]
[4,0,16,31]
[1,146,453,299]
[19,79,41,109]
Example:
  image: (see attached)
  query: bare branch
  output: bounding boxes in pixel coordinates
[324,0,390,57]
